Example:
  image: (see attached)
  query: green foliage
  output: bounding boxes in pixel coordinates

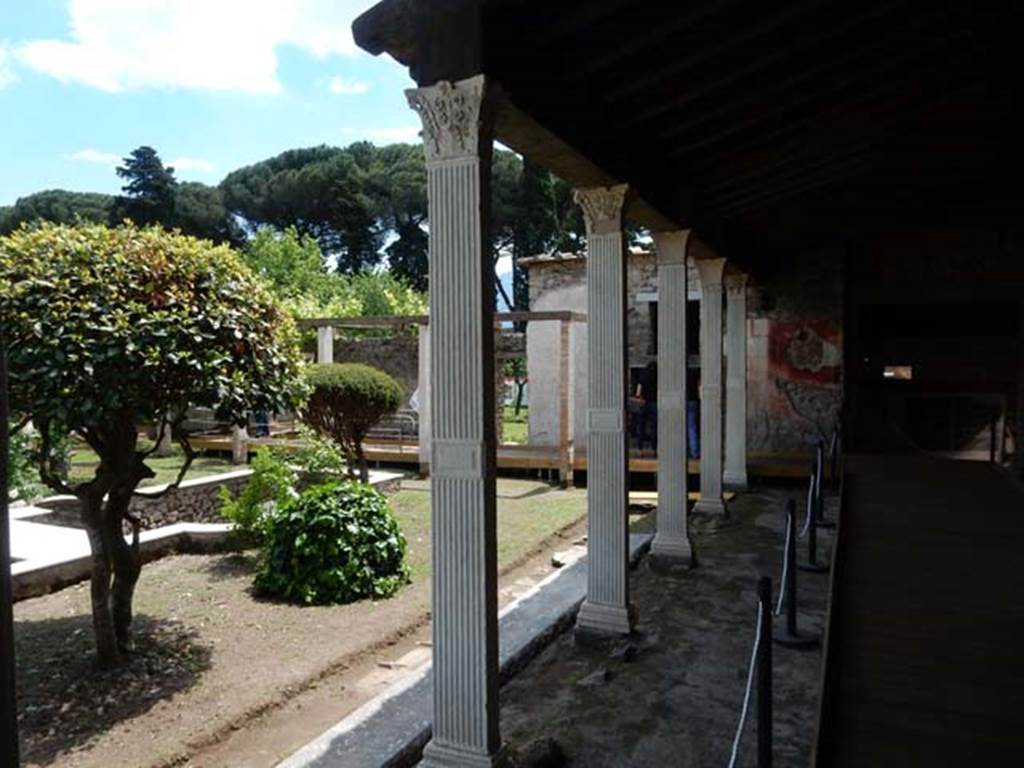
[220,145,380,273]
[173,181,245,246]
[218,448,296,540]
[0,221,304,470]
[302,363,403,482]
[7,427,50,501]
[242,226,427,321]
[253,482,409,605]
[0,190,115,234]
[114,146,178,227]
[219,429,349,539]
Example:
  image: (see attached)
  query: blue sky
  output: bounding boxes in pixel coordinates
[0,0,420,206]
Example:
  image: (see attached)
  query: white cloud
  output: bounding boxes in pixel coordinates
[169,156,215,173]
[70,147,121,165]
[363,126,420,143]
[0,45,15,89]
[16,0,373,93]
[328,75,368,95]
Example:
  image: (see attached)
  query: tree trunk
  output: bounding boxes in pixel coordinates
[355,443,370,485]
[106,490,141,651]
[82,506,120,669]
[514,379,526,416]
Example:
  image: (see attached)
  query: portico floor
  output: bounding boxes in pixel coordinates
[498,486,833,767]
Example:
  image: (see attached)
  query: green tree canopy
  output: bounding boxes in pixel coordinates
[0,221,304,667]
[114,145,177,226]
[0,190,115,234]
[220,145,381,273]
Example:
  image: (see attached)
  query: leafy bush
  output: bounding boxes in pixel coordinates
[218,448,296,541]
[218,430,349,539]
[302,363,404,482]
[0,221,303,667]
[253,482,408,605]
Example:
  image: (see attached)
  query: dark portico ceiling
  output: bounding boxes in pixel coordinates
[355,0,1024,262]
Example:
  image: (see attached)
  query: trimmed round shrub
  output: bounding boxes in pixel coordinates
[254,481,409,605]
[302,363,404,482]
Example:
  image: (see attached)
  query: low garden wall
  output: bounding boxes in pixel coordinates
[35,469,404,531]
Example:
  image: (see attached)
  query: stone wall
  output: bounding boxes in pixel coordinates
[37,470,254,530]
[37,469,405,532]
[334,333,420,403]
[524,247,843,455]
[746,248,844,453]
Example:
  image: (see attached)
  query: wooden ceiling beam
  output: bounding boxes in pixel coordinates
[612,1,907,128]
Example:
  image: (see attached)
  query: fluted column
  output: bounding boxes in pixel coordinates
[407,75,505,768]
[694,257,728,516]
[575,184,635,637]
[724,271,749,490]
[651,230,693,564]
[316,325,334,364]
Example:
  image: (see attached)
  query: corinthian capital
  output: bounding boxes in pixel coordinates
[406,75,487,164]
[574,184,629,236]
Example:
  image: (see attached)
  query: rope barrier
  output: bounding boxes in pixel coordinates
[775,517,791,615]
[729,599,764,768]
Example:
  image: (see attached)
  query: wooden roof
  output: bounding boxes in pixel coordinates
[354,1,1024,269]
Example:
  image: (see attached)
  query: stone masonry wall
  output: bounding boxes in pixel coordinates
[746,247,844,453]
[334,333,420,403]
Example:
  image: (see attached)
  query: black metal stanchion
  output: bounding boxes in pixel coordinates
[814,440,835,529]
[0,342,20,766]
[757,576,773,768]
[800,466,829,574]
[829,424,841,493]
[775,500,819,648]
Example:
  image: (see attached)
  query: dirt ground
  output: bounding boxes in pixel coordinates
[13,477,590,768]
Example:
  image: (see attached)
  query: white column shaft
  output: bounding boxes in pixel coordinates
[724,273,749,489]
[316,325,335,364]
[575,185,634,636]
[651,231,692,563]
[417,324,432,475]
[408,76,503,766]
[694,257,728,515]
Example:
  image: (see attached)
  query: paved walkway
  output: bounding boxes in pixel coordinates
[497,486,833,767]
[8,505,88,568]
[817,455,1024,765]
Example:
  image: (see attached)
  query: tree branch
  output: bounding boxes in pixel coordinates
[133,425,196,500]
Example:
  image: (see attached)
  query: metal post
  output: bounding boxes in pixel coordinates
[757,576,773,768]
[774,500,819,648]
[800,466,829,574]
[0,342,21,766]
[815,439,835,529]
[830,424,841,492]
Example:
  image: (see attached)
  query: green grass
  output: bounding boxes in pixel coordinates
[502,405,528,445]
[67,443,235,488]
[389,476,586,584]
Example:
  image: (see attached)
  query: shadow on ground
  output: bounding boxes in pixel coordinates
[15,613,213,766]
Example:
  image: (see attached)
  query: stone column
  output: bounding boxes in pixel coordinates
[694,257,728,516]
[417,323,432,477]
[651,230,693,564]
[407,75,505,768]
[231,426,248,466]
[316,325,335,364]
[724,271,749,490]
[574,184,635,637]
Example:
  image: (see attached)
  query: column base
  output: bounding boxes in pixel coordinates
[693,496,728,516]
[421,740,509,768]
[650,534,694,567]
[722,470,748,491]
[575,599,635,638]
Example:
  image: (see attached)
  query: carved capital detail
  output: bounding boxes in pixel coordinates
[725,272,748,296]
[406,75,487,164]
[574,184,629,236]
[653,229,691,266]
